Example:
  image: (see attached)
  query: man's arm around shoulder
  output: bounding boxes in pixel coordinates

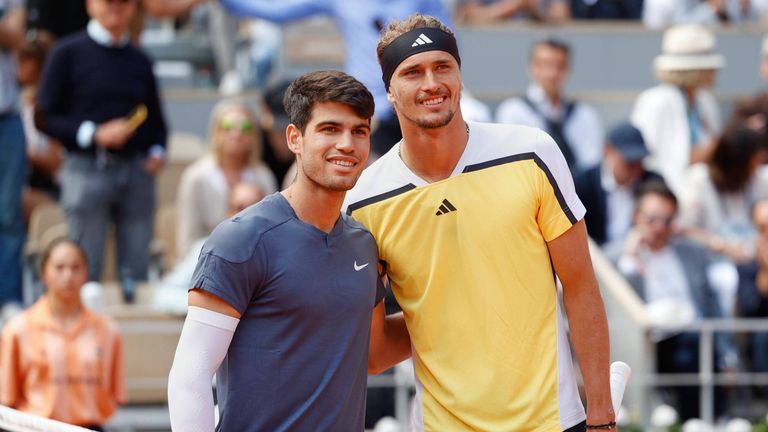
[368,298,411,375]
[549,220,615,430]
[167,289,241,432]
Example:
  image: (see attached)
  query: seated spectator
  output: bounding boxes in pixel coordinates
[456,0,571,24]
[612,180,737,421]
[260,79,295,184]
[643,0,768,29]
[153,182,264,314]
[496,38,603,174]
[631,24,724,196]
[176,99,277,257]
[575,122,662,246]
[17,32,62,224]
[570,0,642,19]
[679,126,768,264]
[0,239,125,431]
[737,200,768,373]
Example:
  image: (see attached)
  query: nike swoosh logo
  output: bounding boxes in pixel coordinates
[354,261,369,271]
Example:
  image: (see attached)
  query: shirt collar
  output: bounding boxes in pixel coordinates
[526,83,563,119]
[87,19,130,48]
[600,160,618,192]
[28,295,92,334]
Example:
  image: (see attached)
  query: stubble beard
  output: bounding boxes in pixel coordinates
[415,109,456,129]
[301,159,360,193]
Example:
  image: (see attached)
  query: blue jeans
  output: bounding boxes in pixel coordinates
[0,113,26,305]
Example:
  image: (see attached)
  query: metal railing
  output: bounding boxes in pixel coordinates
[590,240,768,427]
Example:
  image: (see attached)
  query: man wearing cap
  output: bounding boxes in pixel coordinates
[344,13,614,432]
[630,23,725,196]
[575,122,663,246]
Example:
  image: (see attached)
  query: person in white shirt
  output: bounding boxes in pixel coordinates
[630,24,724,196]
[496,38,604,174]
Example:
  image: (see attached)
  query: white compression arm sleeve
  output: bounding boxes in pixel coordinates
[168,306,239,432]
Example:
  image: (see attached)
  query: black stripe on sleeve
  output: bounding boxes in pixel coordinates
[463,152,577,225]
[462,152,536,173]
[533,155,578,225]
[346,184,417,215]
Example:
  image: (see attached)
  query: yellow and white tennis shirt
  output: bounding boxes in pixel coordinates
[344,121,587,431]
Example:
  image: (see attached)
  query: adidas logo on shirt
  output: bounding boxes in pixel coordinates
[411,33,433,47]
[435,199,457,216]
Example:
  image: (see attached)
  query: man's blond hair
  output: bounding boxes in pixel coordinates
[376,13,454,65]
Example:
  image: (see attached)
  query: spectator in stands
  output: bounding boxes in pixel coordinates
[455,0,571,23]
[27,0,209,40]
[176,99,277,257]
[631,24,724,196]
[575,122,662,246]
[762,35,768,85]
[570,0,642,19]
[154,182,264,315]
[679,126,768,264]
[0,238,125,431]
[643,0,768,29]
[613,180,737,421]
[736,200,768,373]
[36,0,168,303]
[17,33,62,225]
[496,38,604,174]
[260,79,296,185]
[0,0,26,322]
[217,0,453,157]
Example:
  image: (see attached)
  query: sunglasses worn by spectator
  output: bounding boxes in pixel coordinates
[639,213,675,227]
[219,119,255,132]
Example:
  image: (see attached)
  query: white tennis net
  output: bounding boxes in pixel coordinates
[0,405,94,432]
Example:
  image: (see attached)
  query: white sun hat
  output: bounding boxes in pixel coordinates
[654,24,725,72]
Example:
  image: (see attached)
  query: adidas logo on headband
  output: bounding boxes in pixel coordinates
[381,27,461,90]
[411,33,433,47]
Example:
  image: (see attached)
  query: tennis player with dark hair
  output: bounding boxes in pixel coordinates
[167,70,410,432]
[345,13,614,432]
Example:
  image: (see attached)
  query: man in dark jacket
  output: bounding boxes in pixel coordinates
[36,0,167,302]
[575,122,660,246]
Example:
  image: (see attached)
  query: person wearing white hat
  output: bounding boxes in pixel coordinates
[630,24,725,197]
